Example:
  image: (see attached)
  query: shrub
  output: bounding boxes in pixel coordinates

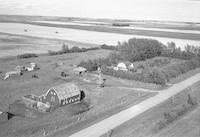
[187,94,197,106]
[100,44,117,50]
[70,46,82,52]
[78,58,112,71]
[17,53,38,58]
[147,68,166,85]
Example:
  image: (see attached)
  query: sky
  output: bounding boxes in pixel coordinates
[0,0,200,22]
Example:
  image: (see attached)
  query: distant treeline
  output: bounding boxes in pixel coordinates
[112,23,130,27]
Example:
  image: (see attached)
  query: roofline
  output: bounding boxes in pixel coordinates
[45,87,62,104]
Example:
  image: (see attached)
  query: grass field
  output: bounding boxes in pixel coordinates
[154,106,200,137]
[108,81,200,137]
[0,33,96,57]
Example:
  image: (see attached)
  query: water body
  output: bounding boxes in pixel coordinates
[0,23,200,56]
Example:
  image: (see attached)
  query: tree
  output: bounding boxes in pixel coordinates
[117,38,163,62]
[62,43,70,53]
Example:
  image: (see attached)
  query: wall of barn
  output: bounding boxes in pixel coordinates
[45,88,60,107]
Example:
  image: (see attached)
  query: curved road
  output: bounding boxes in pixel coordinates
[69,73,200,137]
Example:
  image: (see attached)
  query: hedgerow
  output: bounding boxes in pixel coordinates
[48,44,99,56]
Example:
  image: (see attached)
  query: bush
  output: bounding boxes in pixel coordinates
[70,46,82,52]
[17,53,38,58]
[100,44,117,50]
[155,103,195,131]
[147,68,166,85]
[78,58,112,71]
[162,58,200,80]
[187,94,197,106]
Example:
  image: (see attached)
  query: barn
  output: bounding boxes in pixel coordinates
[41,83,85,108]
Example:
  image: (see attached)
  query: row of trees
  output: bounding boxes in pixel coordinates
[162,42,200,59]
[48,44,99,56]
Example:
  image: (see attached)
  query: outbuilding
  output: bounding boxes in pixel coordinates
[114,62,135,71]
[73,67,87,76]
[41,83,85,108]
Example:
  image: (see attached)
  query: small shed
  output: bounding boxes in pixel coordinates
[42,83,85,108]
[73,67,87,76]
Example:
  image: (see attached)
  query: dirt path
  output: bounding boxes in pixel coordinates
[69,73,200,137]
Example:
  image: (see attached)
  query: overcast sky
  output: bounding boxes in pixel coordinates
[0,0,200,22]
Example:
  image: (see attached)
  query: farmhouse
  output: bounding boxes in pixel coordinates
[114,62,135,71]
[41,83,85,108]
[73,67,87,76]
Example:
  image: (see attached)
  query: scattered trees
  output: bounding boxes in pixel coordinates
[78,38,200,85]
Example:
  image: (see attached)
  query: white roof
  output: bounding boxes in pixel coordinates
[0,111,2,115]
[73,67,87,72]
[117,62,127,68]
[52,83,80,101]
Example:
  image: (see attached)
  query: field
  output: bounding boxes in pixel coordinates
[0,15,200,58]
[0,23,200,50]
[0,33,96,57]
[0,23,200,58]
[1,15,200,137]
[0,48,157,137]
[108,80,200,137]
[154,106,200,137]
